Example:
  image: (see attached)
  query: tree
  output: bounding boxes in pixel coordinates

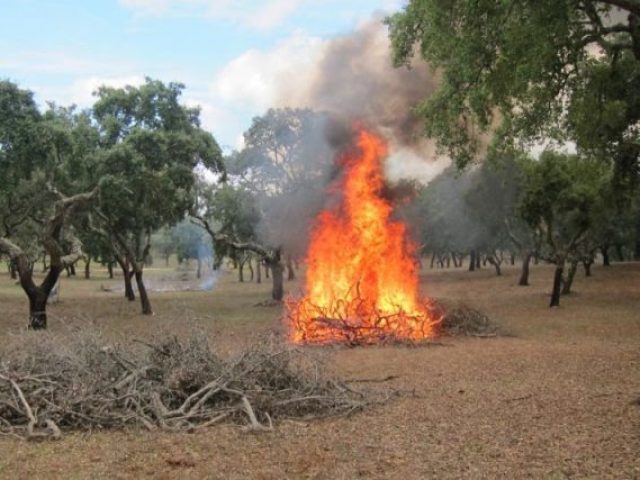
[190,182,289,298]
[469,153,541,285]
[90,79,224,315]
[171,220,212,279]
[0,81,96,328]
[230,108,334,261]
[388,1,640,181]
[519,152,610,306]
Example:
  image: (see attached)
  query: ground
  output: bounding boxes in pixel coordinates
[0,261,639,479]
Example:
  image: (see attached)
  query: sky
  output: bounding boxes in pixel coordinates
[1,0,404,151]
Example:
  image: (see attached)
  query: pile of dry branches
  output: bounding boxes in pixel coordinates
[0,331,383,440]
[287,295,441,346]
[440,305,498,337]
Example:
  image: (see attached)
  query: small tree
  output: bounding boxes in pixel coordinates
[519,152,610,307]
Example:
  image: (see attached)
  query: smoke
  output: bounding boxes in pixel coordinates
[275,18,447,183]
[247,17,449,255]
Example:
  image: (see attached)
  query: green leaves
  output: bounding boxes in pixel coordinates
[387,0,640,173]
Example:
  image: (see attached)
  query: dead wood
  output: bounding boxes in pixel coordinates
[0,331,389,440]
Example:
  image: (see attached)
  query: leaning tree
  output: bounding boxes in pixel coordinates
[0,81,97,328]
[519,151,610,306]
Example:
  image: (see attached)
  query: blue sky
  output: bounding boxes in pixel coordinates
[1,0,404,150]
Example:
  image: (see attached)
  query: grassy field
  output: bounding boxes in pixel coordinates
[0,261,639,479]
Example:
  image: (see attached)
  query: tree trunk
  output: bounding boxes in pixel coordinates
[107,262,114,279]
[487,254,502,276]
[265,263,270,279]
[15,257,61,330]
[134,270,153,315]
[238,260,244,282]
[583,259,593,277]
[430,252,436,269]
[255,258,261,284]
[9,260,17,279]
[247,259,254,282]
[42,255,48,273]
[271,262,284,301]
[602,245,611,266]
[561,261,578,295]
[116,256,135,301]
[165,255,170,267]
[550,260,564,307]
[468,250,476,272]
[84,256,91,279]
[519,252,532,286]
[196,258,202,279]
[476,252,481,269]
[615,244,625,262]
[286,256,295,280]
[510,253,515,266]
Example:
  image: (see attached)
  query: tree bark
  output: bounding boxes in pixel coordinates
[9,260,17,279]
[550,260,565,307]
[116,256,135,301]
[196,258,202,279]
[430,252,436,269]
[602,245,611,266]
[583,259,593,277]
[134,270,152,315]
[487,254,502,276]
[107,262,114,279]
[267,249,284,301]
[561,261,578,295]
[519,252,532,286]
[238,259,244,282]
[12,253,61,329]
[271,262,284,301]
[468,250,476,272]
[247,259,254,282]
[84,256,91,279]
[256,258,261,284]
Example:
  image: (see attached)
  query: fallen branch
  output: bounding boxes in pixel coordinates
[0,331,390,440]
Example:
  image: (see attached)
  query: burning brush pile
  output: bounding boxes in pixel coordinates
[286,127,439,346]
[0,331,388,440]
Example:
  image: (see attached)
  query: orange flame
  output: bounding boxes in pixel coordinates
[287,127,436,345]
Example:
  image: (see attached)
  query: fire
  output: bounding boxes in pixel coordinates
[286,126,436,345]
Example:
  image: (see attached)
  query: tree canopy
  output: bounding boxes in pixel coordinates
[387,0,640,182]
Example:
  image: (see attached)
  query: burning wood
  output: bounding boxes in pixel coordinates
[286,127,438,345]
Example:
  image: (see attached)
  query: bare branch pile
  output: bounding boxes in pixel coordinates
[0,331,382,440]
[441,305,498,337]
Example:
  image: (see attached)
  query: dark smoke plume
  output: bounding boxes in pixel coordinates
[308,21,437,147]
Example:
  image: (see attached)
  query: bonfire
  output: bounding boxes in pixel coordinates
[286,126,438,345]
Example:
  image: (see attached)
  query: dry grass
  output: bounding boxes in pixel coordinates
[0,261,639,479]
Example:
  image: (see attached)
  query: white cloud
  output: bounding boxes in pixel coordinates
[119,0,302,30]
[67,75,147,106]
[246,0,302,30]
[210,30,325,110]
